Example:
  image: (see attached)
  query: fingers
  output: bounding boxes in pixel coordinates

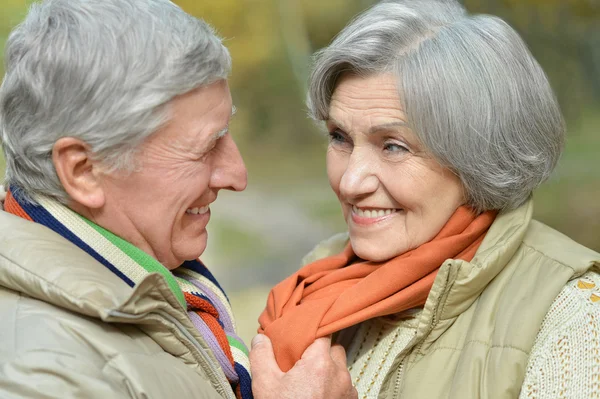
[301,337,347,368]
[251,334,354,399]
[250,334,283,379]
[299,337,354,399]
[301,336,332,360]
[330,344,348,368]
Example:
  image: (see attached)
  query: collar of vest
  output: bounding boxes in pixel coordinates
[414,199,534,335]
[416,197,599,340]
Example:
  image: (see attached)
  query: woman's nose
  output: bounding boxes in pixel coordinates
[338,150,379,200]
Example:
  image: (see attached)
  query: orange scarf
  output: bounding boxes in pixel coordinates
[259,206,496,371]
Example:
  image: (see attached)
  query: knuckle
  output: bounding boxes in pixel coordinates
[340,371,353,386]
[332,344,348,358]
[250,341,266,351]
[249,348,259,359]
[312,358,331,374]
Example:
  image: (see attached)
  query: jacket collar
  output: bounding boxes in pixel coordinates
[418,197,599,339]
[437,198,534,319]
[411,199,534,342]
[0,209,186,324]
[0,209,235,397]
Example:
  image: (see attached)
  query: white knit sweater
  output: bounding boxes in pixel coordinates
[345,271,600,399]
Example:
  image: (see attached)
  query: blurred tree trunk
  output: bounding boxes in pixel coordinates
[278,0,313,98]
[582,28,600,103]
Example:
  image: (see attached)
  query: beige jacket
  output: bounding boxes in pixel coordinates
[0,210,235,399]
[304,200,600,398]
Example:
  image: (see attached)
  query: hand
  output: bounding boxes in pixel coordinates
[250,334,357,399]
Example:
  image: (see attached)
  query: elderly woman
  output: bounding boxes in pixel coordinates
[0,1,356,399]
[257,1,600,398]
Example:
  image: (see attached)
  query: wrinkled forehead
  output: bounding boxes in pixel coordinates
[328,73,407,129]
[144,82,236,151]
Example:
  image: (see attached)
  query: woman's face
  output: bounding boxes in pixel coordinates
[92,80,247,269]
[326,73,465,262]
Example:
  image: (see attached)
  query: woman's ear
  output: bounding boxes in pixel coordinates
[52,137,106,209]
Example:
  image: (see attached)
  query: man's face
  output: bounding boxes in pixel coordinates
[93,80,247,269]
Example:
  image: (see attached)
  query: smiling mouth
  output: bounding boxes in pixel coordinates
[186,206,210,215]
[351,205,401,218]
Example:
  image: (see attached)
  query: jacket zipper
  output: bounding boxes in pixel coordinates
[391,360,404,398]
[108,309,235,399]
[390,263,453,397]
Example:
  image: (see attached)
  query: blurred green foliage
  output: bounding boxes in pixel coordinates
[0,0,598,261]
[174,0,600,253]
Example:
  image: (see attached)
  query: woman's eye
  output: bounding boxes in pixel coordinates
[383,142,408,153]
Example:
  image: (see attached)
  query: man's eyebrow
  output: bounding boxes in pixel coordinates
[326,117,348,131]
[209,105,237,142]
[214,125,229,140]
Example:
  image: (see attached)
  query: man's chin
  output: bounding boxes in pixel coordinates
[165,236,208,269]
[186,237,209,261]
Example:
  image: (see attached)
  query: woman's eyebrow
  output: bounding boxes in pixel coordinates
[368,121,408,134]
[326,118,408,134]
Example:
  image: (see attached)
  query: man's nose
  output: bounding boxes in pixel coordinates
[211,134,248,192]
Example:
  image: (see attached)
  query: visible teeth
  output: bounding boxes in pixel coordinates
[352,206,398,218]
[186,206,209,215]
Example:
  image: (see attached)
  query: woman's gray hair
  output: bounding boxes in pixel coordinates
[0,0,231,203]
[308,0,565,212]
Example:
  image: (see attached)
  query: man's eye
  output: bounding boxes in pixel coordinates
[328,130,346,143]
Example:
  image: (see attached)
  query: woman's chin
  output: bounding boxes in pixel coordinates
[350,236,407,263]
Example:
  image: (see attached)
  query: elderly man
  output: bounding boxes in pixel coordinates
[0,1,355,398]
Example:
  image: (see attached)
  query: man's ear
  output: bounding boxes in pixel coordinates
[52,137,106,209]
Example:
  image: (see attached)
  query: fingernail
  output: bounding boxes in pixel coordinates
[251,334,266,348]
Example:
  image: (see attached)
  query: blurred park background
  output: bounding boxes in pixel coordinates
[1,0,599,342]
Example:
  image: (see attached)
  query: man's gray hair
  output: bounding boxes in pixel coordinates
[0,0,231,203]
[308,0,565,212]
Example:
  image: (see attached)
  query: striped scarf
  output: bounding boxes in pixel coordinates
[4,187,252,399]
